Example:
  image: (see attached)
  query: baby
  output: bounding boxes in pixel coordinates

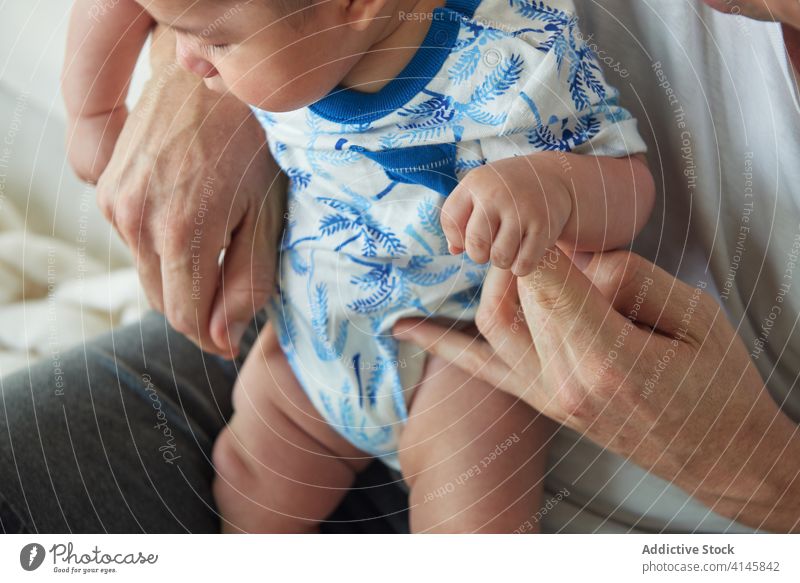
[64,0,654,532]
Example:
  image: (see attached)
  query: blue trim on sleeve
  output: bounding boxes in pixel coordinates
[309,0,482,125]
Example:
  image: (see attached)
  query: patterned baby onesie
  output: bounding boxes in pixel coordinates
[253,0,647,468]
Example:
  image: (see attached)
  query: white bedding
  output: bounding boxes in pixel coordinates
[0,198,144,377]
[0,0,150,378]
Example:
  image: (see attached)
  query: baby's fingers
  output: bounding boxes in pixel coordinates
[512,231,546,276]
[490,219,522,270]
[440,188,472,254]
[465,205,499,264]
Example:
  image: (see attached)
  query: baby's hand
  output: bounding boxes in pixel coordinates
[66,108,129,184]
[441,155,572,276]
[62,0,152,181]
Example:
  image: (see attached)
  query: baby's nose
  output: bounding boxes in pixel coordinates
[175,39,218,79]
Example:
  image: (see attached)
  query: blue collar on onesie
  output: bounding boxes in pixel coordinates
[310,0,483,126]
[307,0,484,197]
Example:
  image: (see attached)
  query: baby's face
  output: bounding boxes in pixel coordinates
[137,0,375,111]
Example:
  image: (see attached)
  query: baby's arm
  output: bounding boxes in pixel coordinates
[441,152,655,276]
[62,0,153,180]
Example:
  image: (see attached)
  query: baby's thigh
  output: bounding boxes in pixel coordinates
[214,324,372,531]
[398,354,555,532]
[227,324,370,468]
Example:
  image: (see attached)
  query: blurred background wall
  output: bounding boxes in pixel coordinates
[0,1,149,374]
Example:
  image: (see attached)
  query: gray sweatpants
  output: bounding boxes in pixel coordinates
[0,311,409,533]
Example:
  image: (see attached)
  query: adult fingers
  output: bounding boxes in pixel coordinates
[100,176,164,312]
[517,247,632,355]
[160,201,226,356]
[115,215,164,313]
[209,202,276,356]
[476,267,519,331]
[393,319,515,391]
[132,244,164,313]
[475,267,537,372]
[582,251,715,343]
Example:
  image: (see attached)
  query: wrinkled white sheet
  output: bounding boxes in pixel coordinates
[0,199,144,377]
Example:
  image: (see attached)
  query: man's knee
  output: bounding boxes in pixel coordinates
[0,312,237,532]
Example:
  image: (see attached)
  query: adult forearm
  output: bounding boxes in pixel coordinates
[631,351,800,533]
[696,412,800,532]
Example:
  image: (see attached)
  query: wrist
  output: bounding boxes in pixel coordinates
[529,152,574,239]
[66,107,128,183]
[735,422,800,532]
[691,414,800,532]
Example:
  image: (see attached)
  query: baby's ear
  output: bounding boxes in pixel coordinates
[342,0,389,32]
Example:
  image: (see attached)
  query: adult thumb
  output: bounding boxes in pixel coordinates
[210,206,276,356]
[517,248,629,352]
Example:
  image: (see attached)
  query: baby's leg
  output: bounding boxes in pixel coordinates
[399,354,555,533]
[212,324,371,533]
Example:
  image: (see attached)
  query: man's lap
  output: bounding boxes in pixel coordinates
[0,311,408,533]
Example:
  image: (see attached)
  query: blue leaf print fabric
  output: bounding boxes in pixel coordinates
[254,0,647,469]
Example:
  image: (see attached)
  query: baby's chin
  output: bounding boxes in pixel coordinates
[245,89,333,114]
[250,98,313,114]
[227,74,341,114]
[203,76,228,94]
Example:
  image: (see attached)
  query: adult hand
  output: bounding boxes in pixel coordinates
[70,27,285,357]
[395,249,800,531]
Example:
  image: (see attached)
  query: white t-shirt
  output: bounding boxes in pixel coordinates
[542,0,800,533]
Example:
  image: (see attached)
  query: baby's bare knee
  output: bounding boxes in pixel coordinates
[397,420,434,490]
[211,426,254,531]
[212,424,253,492]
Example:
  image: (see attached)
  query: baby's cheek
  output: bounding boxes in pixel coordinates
[227,63,324,112]
[215,61,268,107]
[226,36,356,112]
